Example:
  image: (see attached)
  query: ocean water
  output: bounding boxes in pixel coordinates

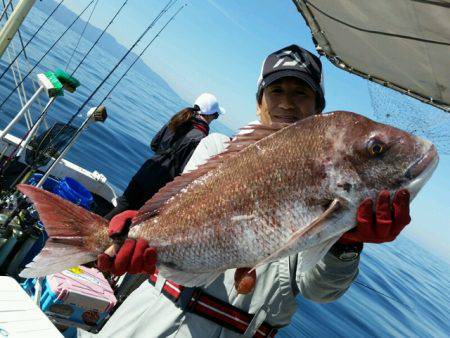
[0,4,449,337]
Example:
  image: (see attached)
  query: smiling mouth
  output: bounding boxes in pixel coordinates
[273,116,299,123]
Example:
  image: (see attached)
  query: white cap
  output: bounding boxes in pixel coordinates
[194,93,225,115]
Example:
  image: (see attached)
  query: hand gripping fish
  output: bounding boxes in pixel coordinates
[17,111,439,286]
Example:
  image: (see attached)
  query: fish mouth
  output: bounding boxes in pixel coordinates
[403,144,439,199]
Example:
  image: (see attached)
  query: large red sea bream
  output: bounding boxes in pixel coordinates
[18,111,438,286]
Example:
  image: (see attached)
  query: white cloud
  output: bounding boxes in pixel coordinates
[206,0,250,34]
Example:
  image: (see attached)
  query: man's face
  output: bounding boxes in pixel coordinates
[257,77,318,125]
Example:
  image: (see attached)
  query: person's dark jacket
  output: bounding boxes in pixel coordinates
[105,117,209,219]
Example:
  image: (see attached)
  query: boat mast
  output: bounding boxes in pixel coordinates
[0,0,35,58]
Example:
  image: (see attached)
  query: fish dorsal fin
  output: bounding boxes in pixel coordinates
[133,123,288,224]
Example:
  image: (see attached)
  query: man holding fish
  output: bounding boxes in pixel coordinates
[82,45,413,337]
[20,45,435,337]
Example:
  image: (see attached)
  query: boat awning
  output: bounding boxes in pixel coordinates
[292,0,450,112]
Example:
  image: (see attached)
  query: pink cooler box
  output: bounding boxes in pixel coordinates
[40,266,117,329]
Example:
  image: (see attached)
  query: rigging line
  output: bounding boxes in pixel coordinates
[69,0,129,77]
[57,5,187,169]
[0,0,65,82]
[6,47,31,128]
[0,0,13,23]
[65,0,99,72]
[12,0,176,171]
[5,0,42,113]
[33,0,179,172]
[16,21,28,60]
[0,96,54,172]
[72,0,176,119]
[0,0,95,110]
[3,0,30,60]
[1,0,32,128]
[98,4,186,108]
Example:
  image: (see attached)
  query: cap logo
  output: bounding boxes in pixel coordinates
[273,50,307,69]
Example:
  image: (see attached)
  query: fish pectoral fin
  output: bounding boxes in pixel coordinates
[250,198,342,272]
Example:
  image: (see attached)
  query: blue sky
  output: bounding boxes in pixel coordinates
[63,0,449,261]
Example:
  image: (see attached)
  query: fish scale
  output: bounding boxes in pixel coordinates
[17,111,438,285]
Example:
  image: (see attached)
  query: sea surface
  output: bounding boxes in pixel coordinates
[0,4,449,337]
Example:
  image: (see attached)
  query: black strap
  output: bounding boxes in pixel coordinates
[289,255,300,297]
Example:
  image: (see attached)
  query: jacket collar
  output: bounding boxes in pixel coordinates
[192,116,210,136]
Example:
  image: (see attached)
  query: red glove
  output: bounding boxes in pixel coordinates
[97,210,157,276]
[340,189,411,244]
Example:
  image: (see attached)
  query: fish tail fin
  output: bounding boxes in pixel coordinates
[17,184,110,278]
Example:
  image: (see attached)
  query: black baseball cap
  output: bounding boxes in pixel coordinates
[256,44,325,112]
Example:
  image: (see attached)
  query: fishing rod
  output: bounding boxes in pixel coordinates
[0,0,178,225]
[0,1,129,179]
[0,0,65,82]
[0,0,13,23]
[96,4,186,108]
[0,0,93,110]
[2,0,30,61]
[36,2,185,186]
[69,0,129,77]
[71,0,177,121]
[0,0,34,128]
[0,0,129,182]
[35,106,107,188]
[0,69,80,175]
[27,0,178,172]
[65,0,99,72]
[0,0,46,121]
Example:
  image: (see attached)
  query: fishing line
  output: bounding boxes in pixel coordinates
[65,0,100,72]
[0,0,65,82]
[2,0,129,167]
[0,0,134,177]
[1,0,35,128]
[0,0,94,110]
[0,98,54,173]
[18,0,178,174]
[2,0,29,60]
[69,0,129,77]
[354,280,414,310]
[57,1,184,141]
[1,0,45,119]
[97,4,186,107]
[0,1,97,174]
[0,0,12,23]
[72,0,177,120]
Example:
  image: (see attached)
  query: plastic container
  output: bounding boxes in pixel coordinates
[54,177,93,210]
[26,266,117,329]
[28,174,93,210]
[28,173,59,192]
[17,174,93,274]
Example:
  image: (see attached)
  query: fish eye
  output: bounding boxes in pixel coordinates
[367,140,386,157]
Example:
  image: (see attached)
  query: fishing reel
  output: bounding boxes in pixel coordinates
[0,190,38,231]
[0,189,43,276]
